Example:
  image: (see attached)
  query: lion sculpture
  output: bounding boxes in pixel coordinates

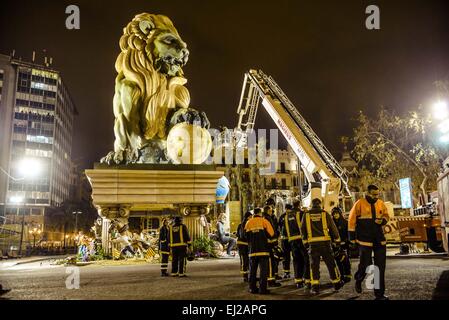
[101,13,211,164]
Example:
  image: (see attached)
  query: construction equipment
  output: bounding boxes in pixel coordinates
[233,69,351,212]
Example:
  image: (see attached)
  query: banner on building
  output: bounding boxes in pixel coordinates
[399,177,413,209]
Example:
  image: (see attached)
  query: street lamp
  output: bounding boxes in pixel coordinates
[17,158,42,179]
[431,100,449,145]
[10,196,25,256]
[72,210,82,233]
[72,211,82,254]
[29,227,42,248]
[432,100,448,120]
[64,234,69,248]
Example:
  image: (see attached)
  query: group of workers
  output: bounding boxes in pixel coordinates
[158,216,193,277]
[157,184,389,300]
[237,184,390,300]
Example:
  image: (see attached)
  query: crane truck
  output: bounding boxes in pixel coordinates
[231,69,351,212]
[225,69,445,253]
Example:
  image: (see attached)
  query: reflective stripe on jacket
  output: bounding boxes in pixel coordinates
[263,213,279,245]
[244,215,274,257]
[237,221,248,246]
[169,224,192,247]
[301,210,340,245]
[348,198,389,247]
[279,212,302,241]
[159,225,170,254]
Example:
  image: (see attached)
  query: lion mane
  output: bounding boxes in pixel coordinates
[115,13,190,141]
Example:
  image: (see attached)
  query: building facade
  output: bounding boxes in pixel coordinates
[0,53,77,229]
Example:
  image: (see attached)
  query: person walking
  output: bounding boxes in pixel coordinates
[245,207,275,294]
[348,184,390,300]
[331,206,352,283]
[236,211,252,282]
[169,216,192,277]
[301,198,344,294]
[159,218,171,276]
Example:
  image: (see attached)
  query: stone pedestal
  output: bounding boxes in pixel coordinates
[85,163,224,254]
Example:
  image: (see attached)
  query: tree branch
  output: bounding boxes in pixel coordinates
[365,131,427,199]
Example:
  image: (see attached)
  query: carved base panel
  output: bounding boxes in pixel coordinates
[87,165,224,252]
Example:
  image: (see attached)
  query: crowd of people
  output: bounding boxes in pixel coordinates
[155,184,389,299]
[236,184,390,300]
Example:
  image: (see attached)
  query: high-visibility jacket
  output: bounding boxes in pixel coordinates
[332,215,349,245]
[263,213,279,246]
[159,225,170,254]
[236,218,250,246]
[244,214,275,257]
[279,211,302,242]
[301,209,340,245]
[348,197,389,247]
[169,223,192,248]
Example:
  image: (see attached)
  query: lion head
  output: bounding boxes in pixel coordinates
[115,13,191,140]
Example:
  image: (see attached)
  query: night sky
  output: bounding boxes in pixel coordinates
[1,0,448,169]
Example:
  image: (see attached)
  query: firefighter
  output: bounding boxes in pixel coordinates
[292,200,311,288]
[158,218,170,276]
[278,208,292,279]
[169,216,192,277]
[279,204,309,288]
[331,206,352,283]
[237,211,252,282]
[348,184,390,300]
[244,207,275,294]
[263,205,281,287]
[301,198,344,294]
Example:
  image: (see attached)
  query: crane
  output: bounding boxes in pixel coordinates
[234,69,351,212]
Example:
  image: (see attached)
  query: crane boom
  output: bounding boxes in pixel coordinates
[236,69,350,211]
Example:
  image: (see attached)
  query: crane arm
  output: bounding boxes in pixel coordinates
[236,69,350,210]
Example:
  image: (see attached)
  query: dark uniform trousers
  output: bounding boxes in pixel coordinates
[354,244,386,297]
[309,242,340,285]
[249,256,269,292]
[160,252,170,274]
[171,246,187,276]
[291,240,310,284]
[335,245,351,280]
[268,244,279,281]
[238,244,249,278]
[281,239,291,275]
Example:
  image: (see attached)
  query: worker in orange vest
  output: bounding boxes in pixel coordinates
[348,184,390,300]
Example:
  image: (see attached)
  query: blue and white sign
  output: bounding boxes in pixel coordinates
[399,177,413,209]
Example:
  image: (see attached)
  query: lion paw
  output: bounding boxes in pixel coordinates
[100,150,125,165]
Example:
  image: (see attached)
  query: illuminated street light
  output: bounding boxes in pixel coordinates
[433,101,448,120]
[437,119,449,134]
[10,196,24,204]
[440,133,449,144]
[17,158,42,179]
[29,227,42,248]
[9,195,26,256]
